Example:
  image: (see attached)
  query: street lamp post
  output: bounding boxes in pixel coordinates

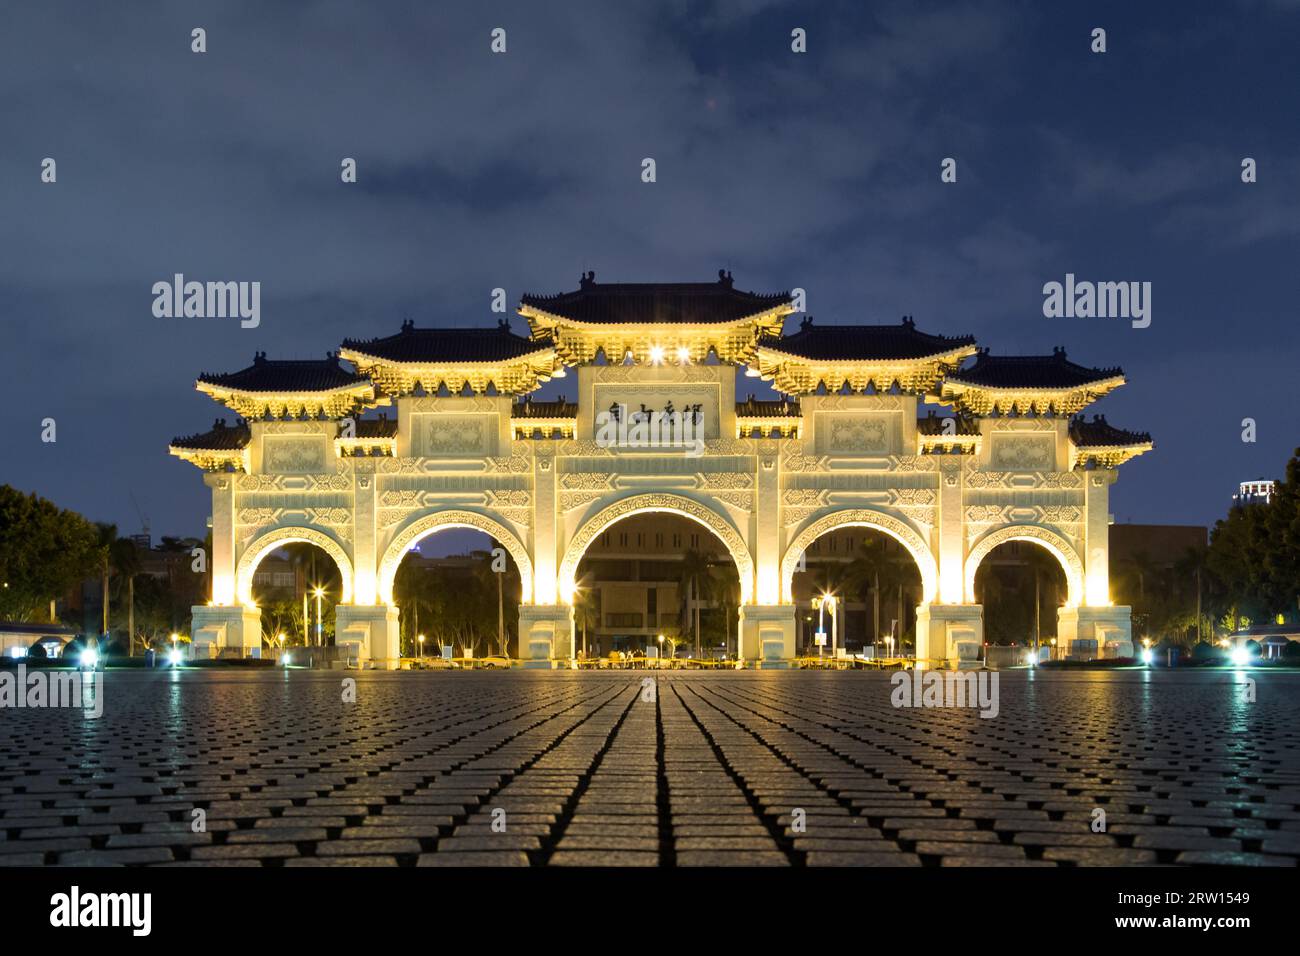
[813,596,824,659]
[657,633,664,668]
[823,593,838,660]
[313,586,324,650]
[418,634,425,659]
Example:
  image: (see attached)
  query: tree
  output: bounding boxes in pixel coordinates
[0,485,99,622]
[93,522,117,642]
[572,581,599,658]
[109,536,141,656]
[677,549,714,657]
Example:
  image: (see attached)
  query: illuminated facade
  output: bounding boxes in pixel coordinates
[170,271,1152,667]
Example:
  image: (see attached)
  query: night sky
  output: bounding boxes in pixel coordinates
[3,0,1298,542]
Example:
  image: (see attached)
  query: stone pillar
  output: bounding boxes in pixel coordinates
[753,452,780,605]
[1057,606,1133,660]
[532,451,558,605]
[190,605,261,659]
[518,604,574,668]
[936,459,965,604]
[206,474,237,606]
[1083,471,1115,607]
[351,463,379,606]
[738,604,795,667]
[915,604,983,668]
[336,605,400,669]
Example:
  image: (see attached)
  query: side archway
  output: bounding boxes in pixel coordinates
[781,509,938,604]
[236,526,354,608]
[377,509,534,606]
[964,525,1084,607]
[558,493,754,605]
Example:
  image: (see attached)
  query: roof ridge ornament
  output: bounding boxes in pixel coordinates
[800,315,813,331]
[902,315,915,328]
[579,270,596,289]
[400,318,414,332]
[718,269,734,288]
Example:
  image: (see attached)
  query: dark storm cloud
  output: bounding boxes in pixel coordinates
[1,0,1297,536]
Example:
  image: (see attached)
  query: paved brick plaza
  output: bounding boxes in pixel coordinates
[1,669,1298,867]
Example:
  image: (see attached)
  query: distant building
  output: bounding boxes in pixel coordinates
[0,622,79,659]
[1233,478,1275,506]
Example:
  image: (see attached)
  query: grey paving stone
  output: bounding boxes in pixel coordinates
[1,669,1296,868]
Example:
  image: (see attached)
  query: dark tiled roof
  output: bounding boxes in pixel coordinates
[342,320,549,362]
[521,271,791,325]
[0,622,80,636]
[1070,414,1151,447]
[198,353,368,393]
[352,415,398,439]
[171,418,250,450]
[512,397,578,419]
[917,411,980,436]
[947,348,1122,389]
[736,395,802,417]
[761,317,975,361]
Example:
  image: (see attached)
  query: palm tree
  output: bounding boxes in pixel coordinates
[109,536,141,656]
[93,522,117,646]
[677,549,714,657]
[572,581,599,659]
[1022,546,1061,654]
[1175,545,1210,645]
[710,566,741,658]
[1120,550,1160,642]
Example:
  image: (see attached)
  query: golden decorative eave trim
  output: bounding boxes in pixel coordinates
[511,415,577,439]
[1071,440,1152,469]
[519,305,792,366]
[735,415,801,439]
[195,381,377,420]
[334,436,397,457]
[339,346,563,397]
[168,445,249,473]
[752,343,976,395]
[917,433,982,455]
[935,375,1126,416]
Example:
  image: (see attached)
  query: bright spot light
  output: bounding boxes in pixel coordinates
[676,346,690,364]
[1230,647,1251,667]
[168,648,183,666]
[80,647,98,669]
[282,652,291,666]
[1140,649,1153,665]
[649,345,664,365]
[1026,650,1037,666]
[9,646,26,659]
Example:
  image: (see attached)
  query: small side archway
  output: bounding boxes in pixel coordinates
[235,526,354,608]
[964,525,1084,607]
[377,509,534,606]
[558,493,754,605]
[781,509,939,604]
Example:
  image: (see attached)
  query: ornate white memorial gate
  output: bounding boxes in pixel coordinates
[171,272,1151,668]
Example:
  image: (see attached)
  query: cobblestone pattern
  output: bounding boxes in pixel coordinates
[1,670,1297,867]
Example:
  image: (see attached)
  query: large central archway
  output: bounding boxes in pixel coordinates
[964,524,1084,607]
[377,509,535,606]
[781,509,938,605]
[558,494,754,606]
[236,526,354,608]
